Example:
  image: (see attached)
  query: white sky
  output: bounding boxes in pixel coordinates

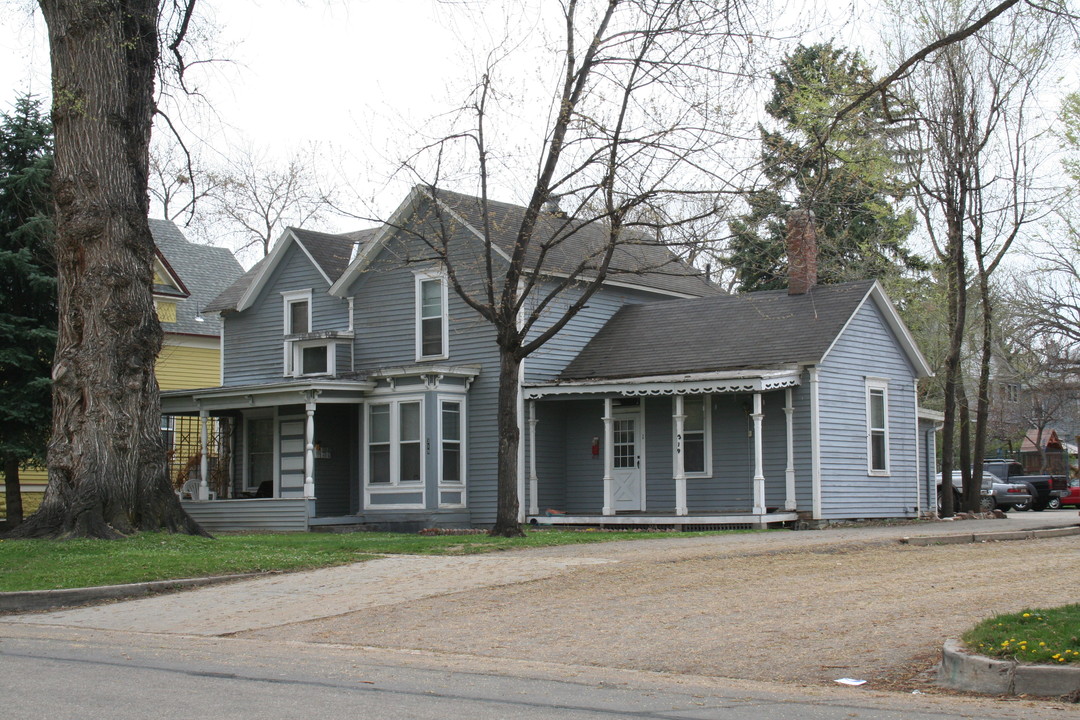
[0,0,1074,267]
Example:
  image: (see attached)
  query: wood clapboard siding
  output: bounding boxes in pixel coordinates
[561,399,606,513]
[644,397,675,511]
[523,283,674,384]
[180,498,313,532]
[817,300,919,519]
[157,341,220,391]
[223,247,349,386]
[533,402,567,512]
[346,224,503,524]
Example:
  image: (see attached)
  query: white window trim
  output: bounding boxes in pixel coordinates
[282,289,313,376]
[866,378,890,476]
[438,397,467,507]
[291,339,336,378]
[364,396,426,509]
[414,270,449,362]
[672,394,712,478]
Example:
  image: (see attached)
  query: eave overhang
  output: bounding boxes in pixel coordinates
[524,367,802,400]
[161,379,375,414]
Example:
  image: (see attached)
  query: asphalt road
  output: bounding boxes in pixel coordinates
[0,625,1059,720]
[3,512,1078,718]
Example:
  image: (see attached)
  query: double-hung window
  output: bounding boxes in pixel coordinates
[367,400,423,485]
[415,272,448,360]
[675,395,711,476]
[866,379,889,475]
[441,400,463,483]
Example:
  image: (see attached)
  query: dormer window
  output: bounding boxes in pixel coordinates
[415,272,448,360]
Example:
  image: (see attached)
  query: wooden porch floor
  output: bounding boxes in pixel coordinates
[527,511,800,530]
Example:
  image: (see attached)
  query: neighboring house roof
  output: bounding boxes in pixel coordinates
[149,219,243,336]
[330,186,720,299]
[1020,428,1077,454]
[558,280,932,382]
[207,226,380,314]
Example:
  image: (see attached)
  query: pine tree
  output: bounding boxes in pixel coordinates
[0,95,56,528]
[729,43,922,292]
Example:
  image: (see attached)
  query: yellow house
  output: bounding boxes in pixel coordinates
[21,219,244,491]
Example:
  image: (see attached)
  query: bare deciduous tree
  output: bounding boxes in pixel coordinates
[211,146,338,262]
[889,0,1068,515]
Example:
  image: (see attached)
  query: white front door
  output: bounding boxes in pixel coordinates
[612,409,643,511]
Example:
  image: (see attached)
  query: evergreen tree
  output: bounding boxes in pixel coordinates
[729,43,922,292]
[0,94,56,528]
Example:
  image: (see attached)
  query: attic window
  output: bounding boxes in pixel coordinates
[282,289,313,336]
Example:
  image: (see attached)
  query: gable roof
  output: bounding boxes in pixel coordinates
[205,226,380,314]
[149,219,243,336]
[557,280,932,382]
[330,186,720,299]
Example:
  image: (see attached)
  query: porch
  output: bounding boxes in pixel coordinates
[527,510,800,530]
[522,368,809,525]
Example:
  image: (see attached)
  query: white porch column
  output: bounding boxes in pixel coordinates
[809,366,822,520]
[752,392,765,515]
[913,380,922,516]
[673,395,688,516]
[198,409,210,501]
[784,388,796,511]
[528,400,539,516]
[304,400,316,499]
[602,397,614,516]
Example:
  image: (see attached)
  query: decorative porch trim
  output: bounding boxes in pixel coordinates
[523,368,800,400]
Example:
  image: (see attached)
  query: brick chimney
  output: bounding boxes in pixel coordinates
[786,208,817,295]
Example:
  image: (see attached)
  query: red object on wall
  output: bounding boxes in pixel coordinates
[592,437,600,456]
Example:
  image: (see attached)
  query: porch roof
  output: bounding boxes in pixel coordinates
[161,378,375,413]
[523,367,801,399]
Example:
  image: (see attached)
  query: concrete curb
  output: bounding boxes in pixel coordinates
[0,573,264,614]
[901,525,1080,546]
[939,639,1080,698]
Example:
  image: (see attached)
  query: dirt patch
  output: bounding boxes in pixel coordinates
[241,533,1079,689]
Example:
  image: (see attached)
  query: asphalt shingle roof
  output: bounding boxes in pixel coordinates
[204,227,380,313]
[427,188,720,298]
[150,219,243,336]
[558,280,877,381]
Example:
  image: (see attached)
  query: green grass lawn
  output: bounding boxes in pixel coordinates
[963,605,1080,665]
[0,527,747,592]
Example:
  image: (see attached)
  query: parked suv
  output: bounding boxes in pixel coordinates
[935,471,1032,512]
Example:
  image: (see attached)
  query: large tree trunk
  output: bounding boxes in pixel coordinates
[490,347,525,537]
[12,0,204,538]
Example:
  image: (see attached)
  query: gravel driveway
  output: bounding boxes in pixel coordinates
[236,519,1080,690]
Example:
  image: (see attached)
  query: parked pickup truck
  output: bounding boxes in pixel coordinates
[982,459,1068,512]
[936,471,1032,512]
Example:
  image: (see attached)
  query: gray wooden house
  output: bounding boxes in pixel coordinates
[162,187,937,532]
